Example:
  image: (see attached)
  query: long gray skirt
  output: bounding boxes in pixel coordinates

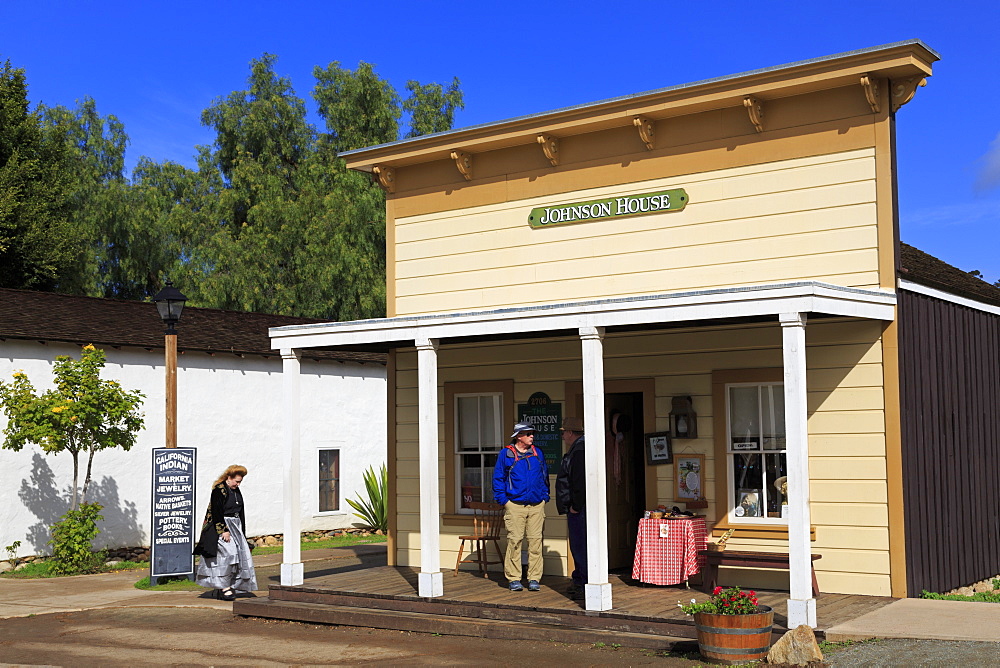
[195,516,258,592]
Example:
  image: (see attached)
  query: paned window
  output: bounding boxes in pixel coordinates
[455,393,502,510]
[726,383,787,523]
[318,449,340,512]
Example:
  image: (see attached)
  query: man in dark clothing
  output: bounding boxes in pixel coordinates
[555,416,586,600]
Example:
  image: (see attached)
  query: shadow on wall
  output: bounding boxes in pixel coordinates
[17,452,143,553]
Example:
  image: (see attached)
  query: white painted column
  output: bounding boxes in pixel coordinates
[415,337,443,598]
[781,313,816,628]
[580,326,612,611]
[280,348,303,586]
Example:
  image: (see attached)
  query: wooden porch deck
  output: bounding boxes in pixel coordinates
[235,559,896,649]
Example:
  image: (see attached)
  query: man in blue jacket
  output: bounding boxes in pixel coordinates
[492,421,550,591]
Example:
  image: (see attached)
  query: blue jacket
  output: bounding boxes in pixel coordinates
[492,444,550,505]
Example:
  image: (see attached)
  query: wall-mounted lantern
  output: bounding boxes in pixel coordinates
[670,396,698,439]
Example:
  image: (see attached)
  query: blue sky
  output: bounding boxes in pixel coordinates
[4,1,1000,282]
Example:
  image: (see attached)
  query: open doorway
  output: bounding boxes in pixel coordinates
[567,378,656,573]
[604,392,646,569]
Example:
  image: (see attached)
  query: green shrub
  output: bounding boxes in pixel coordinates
[921,589,1000,603]
[347,464,387,532]
[49,502,105,574]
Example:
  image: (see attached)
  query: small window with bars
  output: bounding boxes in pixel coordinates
[318,449,340,512]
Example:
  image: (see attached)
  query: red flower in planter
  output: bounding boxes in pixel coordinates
[679,586,763,616]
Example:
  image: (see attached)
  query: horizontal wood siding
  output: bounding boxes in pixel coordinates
[392,318,891,595]
[899,290,1000,594]
[393,149,878,315]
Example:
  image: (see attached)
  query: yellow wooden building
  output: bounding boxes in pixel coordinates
[265,41,999,629]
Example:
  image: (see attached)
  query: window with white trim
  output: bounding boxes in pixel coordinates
[318,449,340,512]
[726,383,787,524]
[455,393,502,511]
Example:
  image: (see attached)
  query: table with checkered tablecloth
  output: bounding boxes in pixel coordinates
[631,516,707,585]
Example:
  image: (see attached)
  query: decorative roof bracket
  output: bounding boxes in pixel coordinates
[537,134,559,166]
[633,116,655,150]
[860,73,880,114]
[450,150,473,181]
[372,165,395,193]
[890,76,927,113]
[743,96,764,133]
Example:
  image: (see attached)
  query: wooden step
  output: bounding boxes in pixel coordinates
[268,586,698,637]
[234,597,693,649]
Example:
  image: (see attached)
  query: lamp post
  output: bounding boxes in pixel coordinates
[152,281,187,449]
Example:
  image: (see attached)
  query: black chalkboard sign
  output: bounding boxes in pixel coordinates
[150,448,197,578]
[517,392,563,471]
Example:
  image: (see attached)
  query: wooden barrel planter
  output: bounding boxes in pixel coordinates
[693,605,774,665]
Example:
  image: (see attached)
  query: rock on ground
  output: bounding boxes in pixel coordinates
[767,625,824,666]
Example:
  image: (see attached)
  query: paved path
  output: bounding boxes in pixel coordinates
[825,597,1000,642]
[0,544,385,619]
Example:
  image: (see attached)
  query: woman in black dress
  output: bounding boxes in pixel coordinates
[193,464,257,600]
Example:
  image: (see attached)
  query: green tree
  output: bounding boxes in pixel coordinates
[0,59,74,290]
[0,345,145,511]
[38,98,135,297]
[100,55,463,319]
[402,77,464,138]
[312,61,400,152]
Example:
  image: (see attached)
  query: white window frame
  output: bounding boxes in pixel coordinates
[454,392,503,514]
[724,382,787,526]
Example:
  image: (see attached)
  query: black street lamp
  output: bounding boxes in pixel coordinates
[152,281,188,448]
[152,281,188,335]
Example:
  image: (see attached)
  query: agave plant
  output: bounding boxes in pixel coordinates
[347,464,387,532]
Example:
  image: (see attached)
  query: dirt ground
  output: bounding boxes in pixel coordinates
[2,606,1000,667]
[0,606,700,667]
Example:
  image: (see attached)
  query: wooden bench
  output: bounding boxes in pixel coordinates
[697,550,822,597]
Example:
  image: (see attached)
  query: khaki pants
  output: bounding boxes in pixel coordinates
[503,500,545,582]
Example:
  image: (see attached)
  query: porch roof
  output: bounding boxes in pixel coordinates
[269,281,895,352]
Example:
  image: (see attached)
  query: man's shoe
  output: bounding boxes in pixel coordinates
[527,580,541,591]
[567,584,584,600]
[509,580,524,592]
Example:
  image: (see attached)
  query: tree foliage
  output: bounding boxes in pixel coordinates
[403,77,464,138]
[38,97,134,297]
[0,59,74,290]
[313,61,400,153]
[2,55,464,320]
[0,345,145,511]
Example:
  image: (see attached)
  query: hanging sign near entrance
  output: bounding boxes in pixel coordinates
[517,392,562,472]
[150,447,197,579]
[528,188,688,229]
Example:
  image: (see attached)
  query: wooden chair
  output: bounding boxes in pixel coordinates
[454,501,505,577]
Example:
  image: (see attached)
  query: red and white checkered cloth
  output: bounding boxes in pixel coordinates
[631,517,707,585]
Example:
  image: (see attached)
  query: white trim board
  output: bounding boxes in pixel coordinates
[270,282,896,351]
[899,279,1000,317]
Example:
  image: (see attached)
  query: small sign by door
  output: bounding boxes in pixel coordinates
[517,392,562,471]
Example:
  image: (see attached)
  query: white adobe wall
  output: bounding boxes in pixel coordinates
[0,339,386,558]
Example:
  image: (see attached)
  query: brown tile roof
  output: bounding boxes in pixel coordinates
[0,288,385,365]
[900,243,1000,308]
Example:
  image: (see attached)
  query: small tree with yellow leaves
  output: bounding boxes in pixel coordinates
[0,345,145,511]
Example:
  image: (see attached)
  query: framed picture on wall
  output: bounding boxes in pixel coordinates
[645,432,673,465]
[736,489,761,518]
[675,454,704,500]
